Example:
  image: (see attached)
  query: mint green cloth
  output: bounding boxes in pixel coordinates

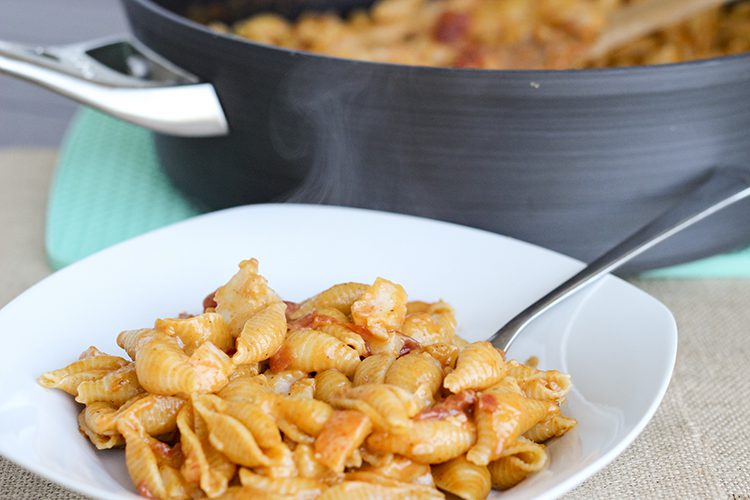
[46,109,201,270]
[46,108,750,276]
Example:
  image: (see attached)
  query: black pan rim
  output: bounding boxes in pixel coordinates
[127,0,750,78]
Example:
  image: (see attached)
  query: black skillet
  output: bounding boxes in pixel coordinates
[1,0,749,271]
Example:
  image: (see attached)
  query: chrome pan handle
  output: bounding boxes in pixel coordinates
[0,37,228,137]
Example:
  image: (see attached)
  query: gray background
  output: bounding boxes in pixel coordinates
[0,0,127,147]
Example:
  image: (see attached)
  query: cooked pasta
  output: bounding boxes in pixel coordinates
[74,362,144,405]
[176,403,237,496]
[443,341,507,393]
[350,278,408,340]
[384,351,443,409]
[507,359,572,402]
[80,394,184,441]
[314,369,353,403]
[488,437,549,490]
[352,353,395,386]
[270,328,361,376]
[524,413,578,443]
[366,415,477,463]
[38,347,128,396]
[330,383,420,431]
[39,259,575,499]
[233,301,287,365]
[238,468,326,498]
[289,282,368,320]
[467,382,557,466]
[78,410,125,450]
[155,312,234,355]
[200,0,750,69]
[432,455,492,500]
[214,258,280,335]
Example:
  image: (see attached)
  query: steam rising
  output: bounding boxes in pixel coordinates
[268,59,366,205]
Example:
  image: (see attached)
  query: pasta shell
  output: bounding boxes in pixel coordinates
[490,376,524,396]
[253,442,298,478]
[78,409,124,449]
[406,301,432,314]
[289,377,316,399]
[214,258,280,336]
[193,394,275,468]
[419,343,459,368]
[238,468,324,498]
[38,348,128,396]
[353,354,395,386]
[506,360,572,401]
[524,413,577,443]
[228,363,260,380]
[364,333,406,357]
[427,301,457,340]
[313,307,350,323]
[277,396,334,437]
[117,329,159,360]
[266,370,307,395]
[118,416,191,500]
[218,374,274,408]
[121,394,185,436]
[466,387,555,466]
[331,384,419,431]
[177,404,236,497]
[135,333,233,396]
[233,301,287,365]
[289,283,368,320]
[401,310,451,346]
[270,329,360,377]
[350,278,408,340]
[358,454,433,486]
[318,323,369,356]
[80,401,121,436]
[443,342,507,393]
[384,352,443,409]
[314,369,352,404]
[82,394,185,437]
[488,437,548,490]
[318,479,444,499]
[221,398,282,449]
[155,312,234,355]
[432,455,491,500]
[366,416,476,463]
[159,466,194,500]
[75,363,144,405]
[217,486,297,499]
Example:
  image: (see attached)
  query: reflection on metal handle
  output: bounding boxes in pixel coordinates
[0,38,228,137]
[491,165,750,352]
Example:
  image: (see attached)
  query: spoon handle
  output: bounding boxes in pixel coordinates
[491,166,750,352]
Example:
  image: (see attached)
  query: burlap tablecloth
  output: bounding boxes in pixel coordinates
[1,148,748,499]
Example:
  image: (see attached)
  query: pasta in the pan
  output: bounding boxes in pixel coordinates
[199,0,750,70]
[40,259,575,499]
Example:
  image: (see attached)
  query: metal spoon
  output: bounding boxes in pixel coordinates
[491,166,750,352]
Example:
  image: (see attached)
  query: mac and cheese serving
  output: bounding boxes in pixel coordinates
[201,0,750,69]
[41,259,575,499]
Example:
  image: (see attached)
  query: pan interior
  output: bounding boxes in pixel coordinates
[153,0,377,23]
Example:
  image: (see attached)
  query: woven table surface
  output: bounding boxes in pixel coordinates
[0,148,748,499]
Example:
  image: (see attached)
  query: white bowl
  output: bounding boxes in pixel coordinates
[0,204,677,499]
